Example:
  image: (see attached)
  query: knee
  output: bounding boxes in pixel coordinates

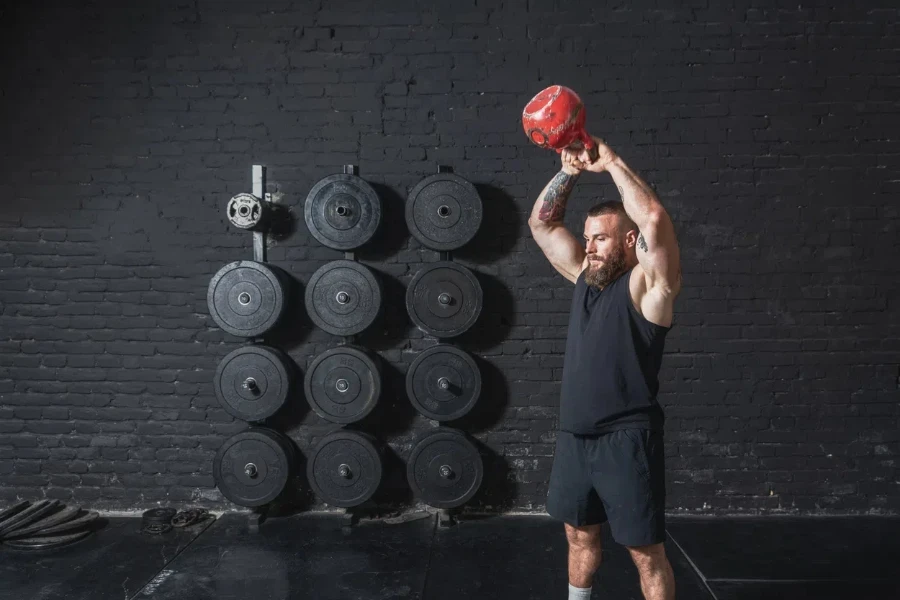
[565,524,602,550]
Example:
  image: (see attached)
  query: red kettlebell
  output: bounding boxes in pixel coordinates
[522,85,599,162]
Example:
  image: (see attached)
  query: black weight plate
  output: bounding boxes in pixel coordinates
[305,346,381,424]
[213,428,292,507]
[406,345,481,421]
[0,500,59,537]
[27,512,99,537]
[406,173,482,250]
[142,507,177,523]
[215,345,293,422]
[305,260,382,336]
[0,501,29,527]
[208,261,287,338]
[3,529,91,550]
[2,505,80,540]
[305,173,382,250]
[407,428,483,509]
[406,262,482,338]
[307,430,383,508]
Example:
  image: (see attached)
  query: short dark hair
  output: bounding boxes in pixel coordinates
[586,201,638,233]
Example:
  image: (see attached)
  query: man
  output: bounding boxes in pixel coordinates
[528,138,681,600]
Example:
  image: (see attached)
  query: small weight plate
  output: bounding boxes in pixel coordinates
[142,522,172,535]
[2,506,80,540]
[406,345,481,421]
[407,428,483,509]
[307,430,383,508]
[3,529,91,550]
[0,500,59,537]
[215,345,294,422]
[406,173,482,251]
[305,346,381,424]
[213,427,293,508]
[208,261,288,338]
[0,501,29,527]
[305,260,382,336]
[305,173,382,250]
[143,507,176,522]
[227,193,270,231]
[406,262,483,338]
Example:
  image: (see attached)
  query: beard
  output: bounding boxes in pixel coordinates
[584,242,627,290]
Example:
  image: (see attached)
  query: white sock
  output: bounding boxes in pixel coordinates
[568,583,592,599]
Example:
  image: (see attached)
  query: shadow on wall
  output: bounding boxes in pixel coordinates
[271,433,317,515]
[372,444,416,508]
[468,439,515,513]
[451,271,514,352]
[264,272,312,352]
[454,183,522,265]
[265,356,310,441]
[355,359,418,439]
[267,203,298,242]
[444,355,508,434]
[361,182,409,262]
[356,268,411,353]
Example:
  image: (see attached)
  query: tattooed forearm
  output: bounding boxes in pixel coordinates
[538,170,580,223]
[637,233,648,252]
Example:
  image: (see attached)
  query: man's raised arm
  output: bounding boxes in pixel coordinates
[527,162,587,284]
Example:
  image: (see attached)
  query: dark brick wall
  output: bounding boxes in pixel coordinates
[1,0,898,513]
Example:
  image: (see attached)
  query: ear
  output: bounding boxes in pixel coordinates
[623,228,638,249]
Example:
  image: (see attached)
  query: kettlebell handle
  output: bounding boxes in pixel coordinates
[556,132,600,163]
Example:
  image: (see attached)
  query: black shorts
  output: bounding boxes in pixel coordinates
[546,428,666,547]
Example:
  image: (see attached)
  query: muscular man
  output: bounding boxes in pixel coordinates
[528,139,681,600]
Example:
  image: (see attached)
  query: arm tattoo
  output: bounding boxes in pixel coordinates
[538,170,579,223]
[637,233,648,252]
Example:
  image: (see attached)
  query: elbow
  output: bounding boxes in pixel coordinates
[528,216,546,233]
[644,209,665,229]
[639,210,670,237]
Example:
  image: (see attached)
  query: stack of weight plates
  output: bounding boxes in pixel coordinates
[0,500,99,550]
[403,171,486,510]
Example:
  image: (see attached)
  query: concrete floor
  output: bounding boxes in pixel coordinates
[1,513,898,599]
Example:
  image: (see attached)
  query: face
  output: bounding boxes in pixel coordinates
[583,214,633,289]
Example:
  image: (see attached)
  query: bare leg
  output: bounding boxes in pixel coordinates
[565,523,603,588]
[627,543,675,600]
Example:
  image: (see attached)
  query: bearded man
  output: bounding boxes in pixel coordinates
[528,139,682,600]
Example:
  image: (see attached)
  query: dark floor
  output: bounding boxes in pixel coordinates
[1,513,898,600]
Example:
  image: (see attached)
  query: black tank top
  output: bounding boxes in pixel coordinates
[559,266,671,434]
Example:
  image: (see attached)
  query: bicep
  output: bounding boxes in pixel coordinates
[531,224,586,284]
[637,213,681,294]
